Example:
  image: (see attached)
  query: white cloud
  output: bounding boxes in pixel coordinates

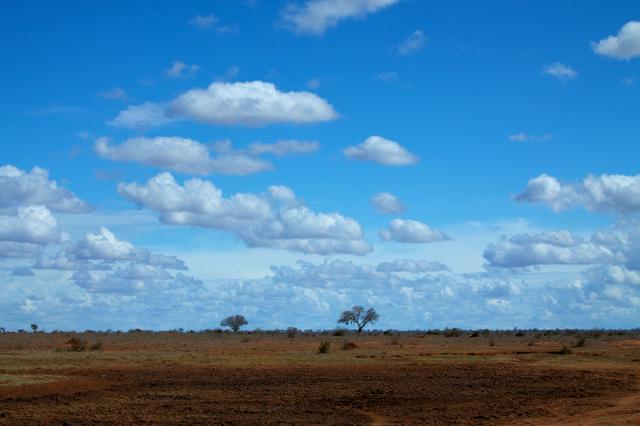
[370,192,404,214]
[343,136,418,166]
[375,71,398,83]
[0,206,59,245]
[169,81,338,126]
[247,140,319,156]
[98,88,126,100]
[30,227,193,294]
[108,102,173,129]
[483,231,614,268]
[165,60,200,78]
[508,132,552,142]
[280,0,399,35]
[379,219,450,243]
[376,259,449,273]
[516,173,640,214]
[189,14,218,29]
[592,21,640,59]
[72,227,136,260]
[485,218,640,272]
[95,137,272,176]
[584,265,640,286]
[0,242,42,258]
[118,172,371,255]
[0,165,91,213]
[111,81,337,128]
[189,14,238,34]
[398,30,426,55]
[543,62,577,81]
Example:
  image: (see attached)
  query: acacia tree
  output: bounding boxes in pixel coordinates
[220,315,248,332]
[338,305,379,333]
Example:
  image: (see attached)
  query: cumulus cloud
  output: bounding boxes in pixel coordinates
[379,219,450,243]
[247,140,319,156]
[31,227,193,293]
[169,81,338,126]
[108,102,173,129]
[370,192,404,214]
[543,62,577,81]
[280,0,399,35]
[111,81,337,128]
[516,173,640,214]
[165,60,200,78]
[118,172,371,255]
[0,206,59,245]
[376,259,449,273]
[95,137,272,176]
[343,136,418,166]
[584,265,640,286]
[398,30,426,55]
[0,165,91,213]
[592,21,640,59]
[483,231,614,268]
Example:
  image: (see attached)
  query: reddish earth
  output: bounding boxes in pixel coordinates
[0,332,639,424]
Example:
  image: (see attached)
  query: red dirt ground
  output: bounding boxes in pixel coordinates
[1,332,639,425]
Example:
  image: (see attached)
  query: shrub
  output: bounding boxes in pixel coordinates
[286,327,298,339]
[573,337,586,348]
[342,340,359,351]
[489,338,495,347]
[515,331,526,337]
[67,338,87,352]
[89,341,103,351]
[333,328,347,337]
[318,341,331,354]
[470,330,480,338]
[443,328,463,338]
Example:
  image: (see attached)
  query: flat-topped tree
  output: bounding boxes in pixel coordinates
[338,305,379,333]
[220,314,248,332]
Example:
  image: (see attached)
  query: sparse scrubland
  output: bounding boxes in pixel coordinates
[0,328,639,424]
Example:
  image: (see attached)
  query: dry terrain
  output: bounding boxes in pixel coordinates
[1,330,639,425]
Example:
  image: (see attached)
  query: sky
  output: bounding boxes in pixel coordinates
[1,0,639,331]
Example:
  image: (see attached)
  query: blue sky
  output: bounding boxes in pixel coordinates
[1,0,639,331]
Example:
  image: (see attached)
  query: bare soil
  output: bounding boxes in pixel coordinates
[0,331,639,425]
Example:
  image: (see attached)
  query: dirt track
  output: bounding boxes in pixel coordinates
[1,332,639,424]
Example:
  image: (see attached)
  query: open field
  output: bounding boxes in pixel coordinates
[1,330,639,425]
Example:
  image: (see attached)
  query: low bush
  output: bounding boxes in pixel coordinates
[443,328,463,338]
[333,328,347,336]
[67,338,87,352]
[318,341,331,354]
[286,327,297,339]
[573,337,586,348]
[89,341,103,351]
[342,340,359,351]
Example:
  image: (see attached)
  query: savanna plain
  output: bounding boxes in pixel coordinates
[1,329,640,425]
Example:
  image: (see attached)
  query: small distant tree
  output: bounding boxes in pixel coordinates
[220,315,248,332]
[30,323,38,333]
[0,327,6,333]
[338,305,379,333]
